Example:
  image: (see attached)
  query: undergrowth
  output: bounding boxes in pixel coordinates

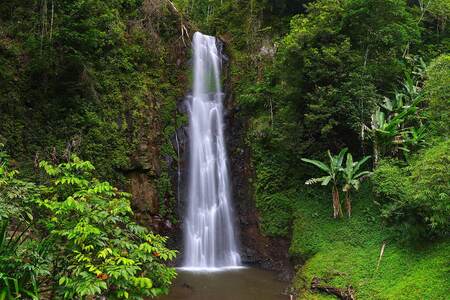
[289,184,449,300]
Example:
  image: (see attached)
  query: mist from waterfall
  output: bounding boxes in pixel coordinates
[182,32,241,271]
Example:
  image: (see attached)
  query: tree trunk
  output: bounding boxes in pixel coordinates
[332,185,337,218]
[345,191,351,218]
[332,185,342,218]
[373,136,380,167]
[311,277,356,300]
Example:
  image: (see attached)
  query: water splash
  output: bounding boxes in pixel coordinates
[182,32,241,271]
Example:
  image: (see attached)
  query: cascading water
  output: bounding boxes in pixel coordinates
[182,32,241,271]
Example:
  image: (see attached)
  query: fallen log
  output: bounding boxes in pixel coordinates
[311,277,356,300]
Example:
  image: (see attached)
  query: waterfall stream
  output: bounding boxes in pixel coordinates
[175,132,181,209]
[182,32,241,271]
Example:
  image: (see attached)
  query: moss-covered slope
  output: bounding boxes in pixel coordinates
[289,185,449,299]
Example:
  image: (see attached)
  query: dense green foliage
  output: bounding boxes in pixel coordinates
[0,148,176,298]
[290,185,449,300]
[39,157,177,298]
[424,54,450,137]
[0,0,186,183]
[1,3,185,295]
[1,0,448,299]
[0,147,47,298]
[222,0,448,231]
[373,140,450,238]
[369,51,450,239]
[175,0,449,298]
[278,0,417,152]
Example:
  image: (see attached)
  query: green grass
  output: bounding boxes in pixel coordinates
[288,184,450,299]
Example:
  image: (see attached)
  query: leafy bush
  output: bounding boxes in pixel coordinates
[0,147,177,299]
[38,156,177,299]
[408,140,450,234]
[256,192,293,237]
[373,140,450,238]
[424,54,450,137]
[0,146,49,299]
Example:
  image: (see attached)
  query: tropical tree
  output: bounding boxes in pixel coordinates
[302,148,348,218]
[341,154,372,217]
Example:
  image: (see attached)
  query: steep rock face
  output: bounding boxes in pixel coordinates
[122,3,191,234]
[129,82,188,237]
[128,135,163,229]
[130,172,159,214]
[126,49,189,237]
[226,90,293,280]
[222,41,293,279]
[129,102,162,218]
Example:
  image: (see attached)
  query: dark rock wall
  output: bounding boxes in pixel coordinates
[129,102,162,219]
[222,40,293,279]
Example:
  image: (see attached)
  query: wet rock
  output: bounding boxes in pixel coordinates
[177,97,190,114]
[130,171,159,214]
[221,39,294,280]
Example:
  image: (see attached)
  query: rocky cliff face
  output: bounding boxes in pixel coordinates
[222,45,293,280]
[227,106,292,279]
[127,38,189,238]
[128,120,161,228]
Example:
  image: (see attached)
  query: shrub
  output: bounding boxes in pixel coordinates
[408,140,450,234]
[0,147,177,299]
[256,192,293,237]
[373,140,450,238]
[0,145,49,298]
[38,156,177,299]
[424,54,450,137]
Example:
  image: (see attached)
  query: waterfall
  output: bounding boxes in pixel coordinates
[182,32,241,271]
[175,132,181,209]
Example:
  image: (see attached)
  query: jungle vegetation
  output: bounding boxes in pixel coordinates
[1,0,449,299]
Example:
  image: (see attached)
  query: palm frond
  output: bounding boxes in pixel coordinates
[354,171,371,179]
[353,155,371,174]
[336,148,348,167]
[305,176,331,186]
[321,176,332,186]
[301,158,330,174]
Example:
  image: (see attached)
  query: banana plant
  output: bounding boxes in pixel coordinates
[402,125,429,150]
[380,91,406,114]
[399,125,429,160]
[365,107,400,166]
[364,71,425,165]
[302,148,348,218]
[341,154,372,217]
[365,97,421,165]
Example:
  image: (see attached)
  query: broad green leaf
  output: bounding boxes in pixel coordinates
[301,158,330,173]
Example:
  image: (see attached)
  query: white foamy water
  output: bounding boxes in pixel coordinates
[182,32,241,270]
